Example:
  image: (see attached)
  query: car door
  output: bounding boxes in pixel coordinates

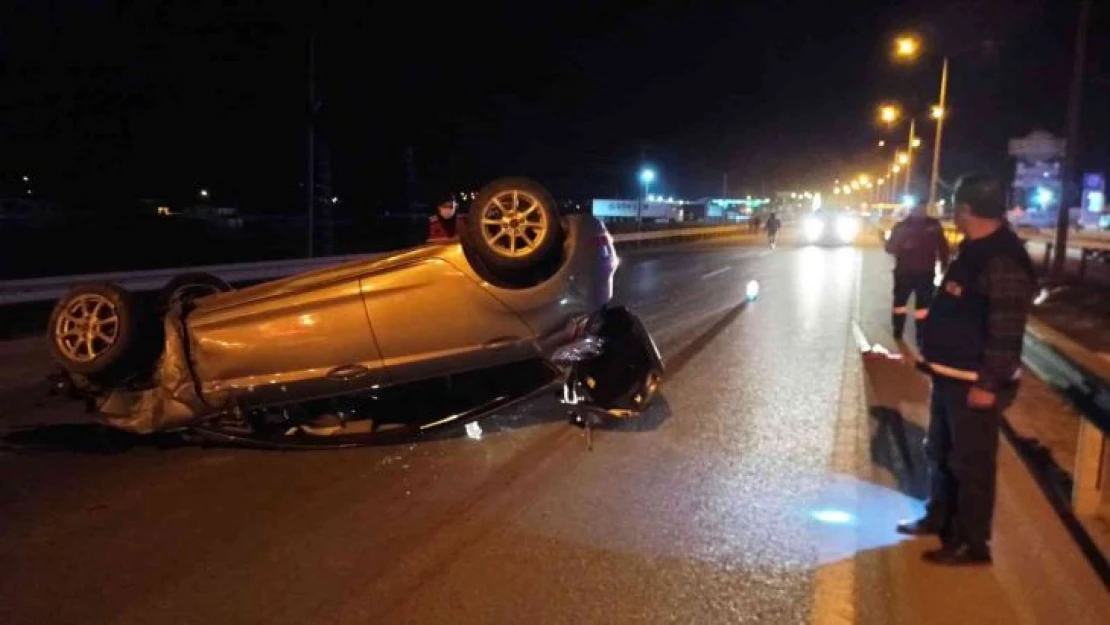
[189,278,386,407]
[361,258,537,384]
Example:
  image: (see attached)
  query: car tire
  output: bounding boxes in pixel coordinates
[462,177,564,276]
[157,272,232,314]
[47,282,140,378]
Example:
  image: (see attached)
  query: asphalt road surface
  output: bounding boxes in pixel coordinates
[1,235,1107,624]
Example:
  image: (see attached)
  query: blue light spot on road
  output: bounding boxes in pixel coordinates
[811,509,854,525]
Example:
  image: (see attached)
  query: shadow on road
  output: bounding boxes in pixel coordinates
[430,391,674,442]
[868,406,929,501]
[0,391,676,454]
[0,423,192,454]
[664,299,749,377]
[859,343,932,502]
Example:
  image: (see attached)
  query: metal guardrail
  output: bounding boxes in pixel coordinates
[1023,317,1110,521]
[1024,232,1110,251]
[1019,231,1110,278]
[891,222,1110,269]
[0,225,745,305]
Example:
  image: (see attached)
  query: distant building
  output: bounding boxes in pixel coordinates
[1008,130,1065,225]
[590,198,684,222]
[590,196,768,223]
[1079,173,1107,230]
[0,197,57,225]
[177,204,244,229]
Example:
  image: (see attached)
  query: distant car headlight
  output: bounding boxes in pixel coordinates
[803,217,824,242]
[835,215,860,242]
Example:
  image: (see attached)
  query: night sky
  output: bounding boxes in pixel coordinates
[1,1,1106,213]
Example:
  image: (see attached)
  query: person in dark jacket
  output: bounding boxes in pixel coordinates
[897,174,1036,567]
[884,200,950,342]
[764,212,781,248]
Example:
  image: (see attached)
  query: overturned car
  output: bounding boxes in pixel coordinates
[46,177,664,447]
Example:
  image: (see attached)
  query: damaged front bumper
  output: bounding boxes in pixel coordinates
[75,306,221,434]
[557,306,665,419]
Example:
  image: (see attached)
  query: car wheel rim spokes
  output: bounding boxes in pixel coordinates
[54,294,119,362]
[479,190,548,258]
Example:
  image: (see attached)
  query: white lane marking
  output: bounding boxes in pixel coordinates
[850,320,871,353]
[731,250,764,259]
[700,266,732,280]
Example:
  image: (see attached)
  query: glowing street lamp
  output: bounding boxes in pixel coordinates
[894,35,921,60]
[879,104,901,125]
[892,164,902,173]
[199,189,209,200]
[912,137,922,148]
[892,33,951,211]
[896,152,910,166]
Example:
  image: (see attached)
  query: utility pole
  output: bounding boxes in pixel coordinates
[306,31,316,258]
[1053,0,1092,279]
[903,117,916,200]
[927,57,950,214]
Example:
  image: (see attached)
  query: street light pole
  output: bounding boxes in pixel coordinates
[1053,0,1092,279]
[903,118,916,200]
[927,57,949,215]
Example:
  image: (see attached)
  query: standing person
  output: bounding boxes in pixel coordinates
[750,213,762,234]
[884,199,950,343]
[427,198,464,241]
[764,212,781,249]
[897,174,1036,566]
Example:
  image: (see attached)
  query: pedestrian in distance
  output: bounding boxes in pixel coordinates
[884,198,950,345]
[764,211,781,249]
[898,174,1036,567]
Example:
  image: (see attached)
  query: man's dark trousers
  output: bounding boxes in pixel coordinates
[923,377,1016,548]
[892,270,935,340]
